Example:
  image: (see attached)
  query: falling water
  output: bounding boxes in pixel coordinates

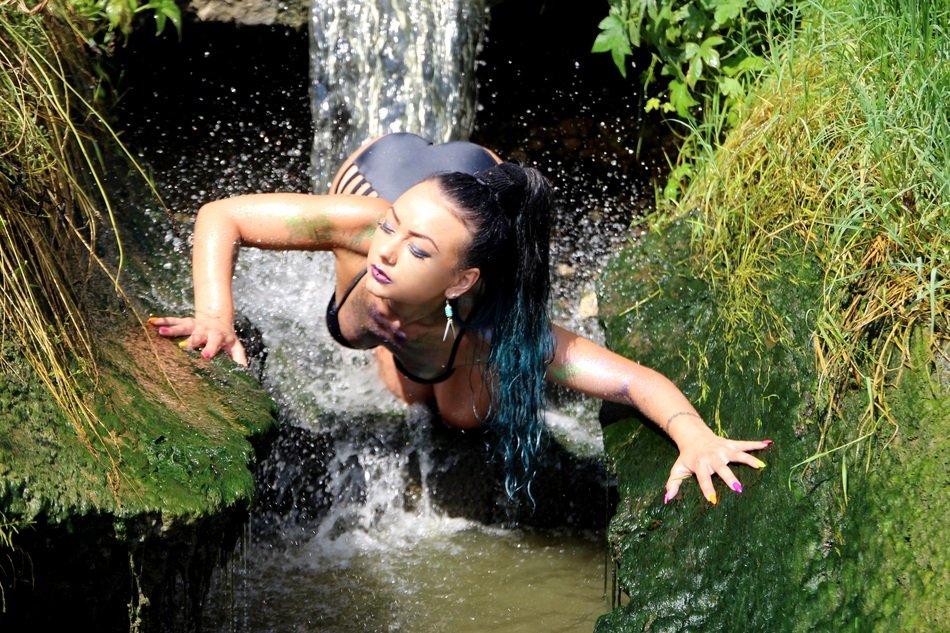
[308,0,486,190]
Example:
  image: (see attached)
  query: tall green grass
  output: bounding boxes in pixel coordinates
[0,3,168,491]
[663,0,948,471]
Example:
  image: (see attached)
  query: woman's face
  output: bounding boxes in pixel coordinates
[365,179,478,306]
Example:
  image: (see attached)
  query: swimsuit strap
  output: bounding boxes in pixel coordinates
[326,269,368,349]
[393,328,467,385]
[336,268,367,307]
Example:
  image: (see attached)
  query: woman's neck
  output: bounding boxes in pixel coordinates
[373,296,444,331]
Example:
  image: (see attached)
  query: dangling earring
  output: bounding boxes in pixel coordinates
[442,298,456,342]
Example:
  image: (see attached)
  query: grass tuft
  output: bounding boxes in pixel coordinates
[658,0,948,473]
[0,2,169,502]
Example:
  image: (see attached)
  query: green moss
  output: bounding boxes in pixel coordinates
[595,220,948,631]
[595,219,831,631]
[0,332,276,527]
[823,334,950,631]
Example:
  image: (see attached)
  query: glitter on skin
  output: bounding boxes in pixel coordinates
[285,214,334,242]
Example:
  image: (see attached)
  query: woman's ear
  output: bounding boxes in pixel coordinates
[447,267,480,299]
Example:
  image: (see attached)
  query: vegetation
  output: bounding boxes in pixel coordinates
[0,0,179,586]
[593,0,786,123]
[595,0,947,628]
[675,0,947,473]
[598,0,948,481]
[0,0,173,489]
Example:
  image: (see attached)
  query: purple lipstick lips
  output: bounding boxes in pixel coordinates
[371,264,392,284]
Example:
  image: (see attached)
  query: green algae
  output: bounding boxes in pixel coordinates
[821,334,950,631]
[0,327,277,627]
[595,219,949,631]
[0,331,276,526]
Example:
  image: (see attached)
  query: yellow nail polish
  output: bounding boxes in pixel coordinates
[755,459,767,469]
[178,340,189,349]
[708,493,718,505]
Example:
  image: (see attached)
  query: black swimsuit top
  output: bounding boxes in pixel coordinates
[325,269,466,385]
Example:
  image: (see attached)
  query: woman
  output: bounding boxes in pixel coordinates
[150,133,770,503]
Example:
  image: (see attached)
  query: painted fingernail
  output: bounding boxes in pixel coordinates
[755,459,767,469]
[707,493,718,505]
[178,340,189,349]
[763,439,774,446]
[158,327,170,335]
[732,481,744,494]
[147,316,159,325]
[663,491,672,505]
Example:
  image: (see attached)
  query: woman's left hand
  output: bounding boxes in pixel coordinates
[664,431,771,505]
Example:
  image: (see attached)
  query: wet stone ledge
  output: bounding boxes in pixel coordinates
[594,219,950,632]
[0,326,278,631]
[187,0,310,27]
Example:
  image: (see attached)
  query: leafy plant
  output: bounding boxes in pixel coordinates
[593,0,782,123]
[66,0,181,48]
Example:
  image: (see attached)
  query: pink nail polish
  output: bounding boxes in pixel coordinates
[732,481,743,493]
[663,492,671,505]
[158,327,170,335]
[763,439,774,446]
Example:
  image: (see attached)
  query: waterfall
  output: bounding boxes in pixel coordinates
[308,0,487,191]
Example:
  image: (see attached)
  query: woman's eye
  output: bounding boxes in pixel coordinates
[377,219,395,234]
[408,244,430,259]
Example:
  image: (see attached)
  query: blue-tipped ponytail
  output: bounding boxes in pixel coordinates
[435,163,554,500]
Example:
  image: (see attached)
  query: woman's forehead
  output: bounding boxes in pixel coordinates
[393,181,464,226]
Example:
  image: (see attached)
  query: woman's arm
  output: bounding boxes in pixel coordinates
[150,193,389,364]
[546,325,770,505]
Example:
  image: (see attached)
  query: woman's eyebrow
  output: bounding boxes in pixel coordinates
[390,207,440,253]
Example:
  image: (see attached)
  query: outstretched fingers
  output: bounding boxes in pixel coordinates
[663,439,772,506]
[223,337,249,367]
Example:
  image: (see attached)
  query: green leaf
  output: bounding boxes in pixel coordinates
[593,13,632,77]
[684,41,701,60]
[753,0,781,13]
[714,0,746,26]
[592,16,631,55]
[718,76,743,97]
[699,35,724,69]
[645,97,663,112]
[687,55,704,87]
[140,0,183,36]
[103,0,127,30]
[626,17,643,48]
[669,79,699,116]
[612,48,629,77]
[723,54,767,77]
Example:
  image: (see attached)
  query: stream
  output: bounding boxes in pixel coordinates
[113,1,663,630]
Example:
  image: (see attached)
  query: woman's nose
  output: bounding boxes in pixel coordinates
[378,236,397,264]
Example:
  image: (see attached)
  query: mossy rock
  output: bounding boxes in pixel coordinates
[0,326,277,629]
[594,219,948,631]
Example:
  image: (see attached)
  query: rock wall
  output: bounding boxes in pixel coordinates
[594,219,949,632]
[187,0,309,27]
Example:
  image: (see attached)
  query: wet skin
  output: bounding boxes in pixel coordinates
[149,178,771,505]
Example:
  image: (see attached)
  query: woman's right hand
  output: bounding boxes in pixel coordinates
[148,315,248,367]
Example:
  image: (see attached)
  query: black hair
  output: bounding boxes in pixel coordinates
[434,162,554,500]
